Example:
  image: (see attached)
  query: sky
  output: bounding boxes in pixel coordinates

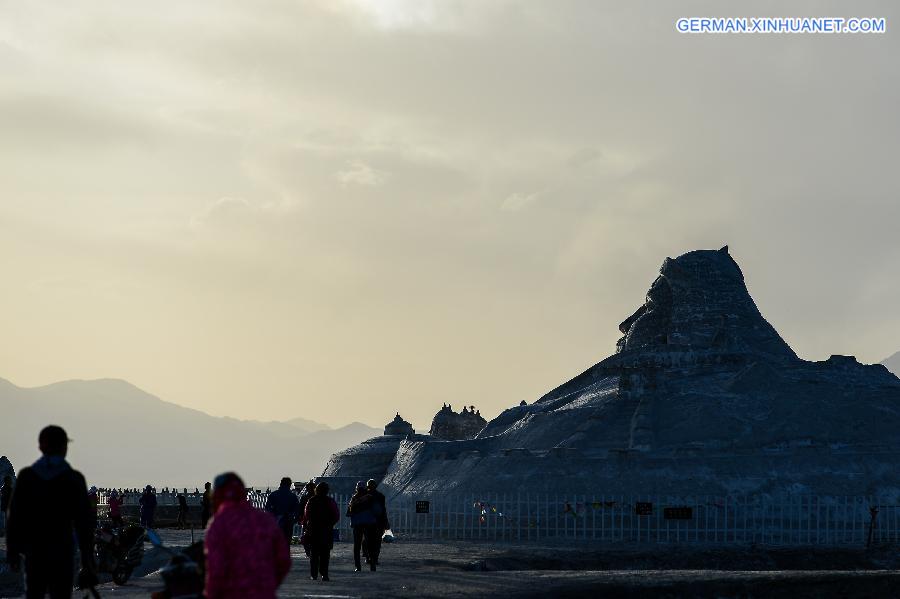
[1,1,898,431]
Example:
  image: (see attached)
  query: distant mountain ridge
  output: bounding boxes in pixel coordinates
[0,377,377,488]
[882,352,900,376]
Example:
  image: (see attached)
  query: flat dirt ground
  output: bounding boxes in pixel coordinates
[4,530,900,598]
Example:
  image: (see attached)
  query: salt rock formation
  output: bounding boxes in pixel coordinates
[325,248,900,498]
[318,413,422,494]
[384,413,415,436]
[429,404,487,440]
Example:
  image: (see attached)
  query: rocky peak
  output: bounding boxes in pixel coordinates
[430,403,487,440]
[617,246,796,361]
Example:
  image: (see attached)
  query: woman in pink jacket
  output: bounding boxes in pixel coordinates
[204,472,291,598]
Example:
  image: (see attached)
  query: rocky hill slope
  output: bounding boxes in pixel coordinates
[360,247,900,498]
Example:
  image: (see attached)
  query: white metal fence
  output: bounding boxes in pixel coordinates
[105,490,900,547]
[321,494,898,547]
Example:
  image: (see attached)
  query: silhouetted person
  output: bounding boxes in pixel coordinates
[205,472,290,598]
[347,481,376,572]
[297,480,316,556]
[108,489,124,527]
[264,477,300,543]
[6,425,96,598]
[201,481,212,528]
[0,474,12,536]
[177,493,189,529]
[301,482,339,581]
[87,486,99,533]
[139,485,157,529]
[365,479,388,571]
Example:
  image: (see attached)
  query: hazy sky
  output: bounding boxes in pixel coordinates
[1,1,898,431]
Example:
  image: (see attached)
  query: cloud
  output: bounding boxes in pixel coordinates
[1,0,899,433]
[189,197,297,231]
[336,161,390,187]
[500,191,540,212]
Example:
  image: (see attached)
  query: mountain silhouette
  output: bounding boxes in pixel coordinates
[0,377,377,488]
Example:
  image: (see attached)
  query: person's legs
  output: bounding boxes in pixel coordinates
[309,544,320,579]
[352,526,364,570]
[320,548,330,580]
[47,557,74,599]
[280,522,293,544]
[24,556,49,599]
[26,553,74,599]
[365,525,382,569]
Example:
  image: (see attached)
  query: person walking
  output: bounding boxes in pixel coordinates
[347,481,377,572]
[139,485,157,529]
[5,425,97,598]
[87,486,99,534]
[0,475,12,537]
[301,482,339,581]
[108,489,124,527]
[297,480,316,556]
[264,477,300,544]
[364,479,389,571]
[204,472,290,599]
[177,493,189,529]
[201,481,212,528]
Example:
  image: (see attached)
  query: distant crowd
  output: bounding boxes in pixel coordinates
[1,425,391,598]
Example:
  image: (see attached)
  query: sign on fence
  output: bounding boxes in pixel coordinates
[663,506,693,520]
[635,501,653,516]
[415,500,430,514]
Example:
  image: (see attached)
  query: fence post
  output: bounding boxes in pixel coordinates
[520,492,524,542]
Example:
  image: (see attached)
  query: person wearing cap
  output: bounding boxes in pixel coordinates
[204,472,290,598]
[5,425,97,597]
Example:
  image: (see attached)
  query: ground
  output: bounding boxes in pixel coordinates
[3,530,900,597]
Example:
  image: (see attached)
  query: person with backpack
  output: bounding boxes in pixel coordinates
[5,425,97,597]
[264,477,300,543]
[347,481,377,572]
[300,482,339,581]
